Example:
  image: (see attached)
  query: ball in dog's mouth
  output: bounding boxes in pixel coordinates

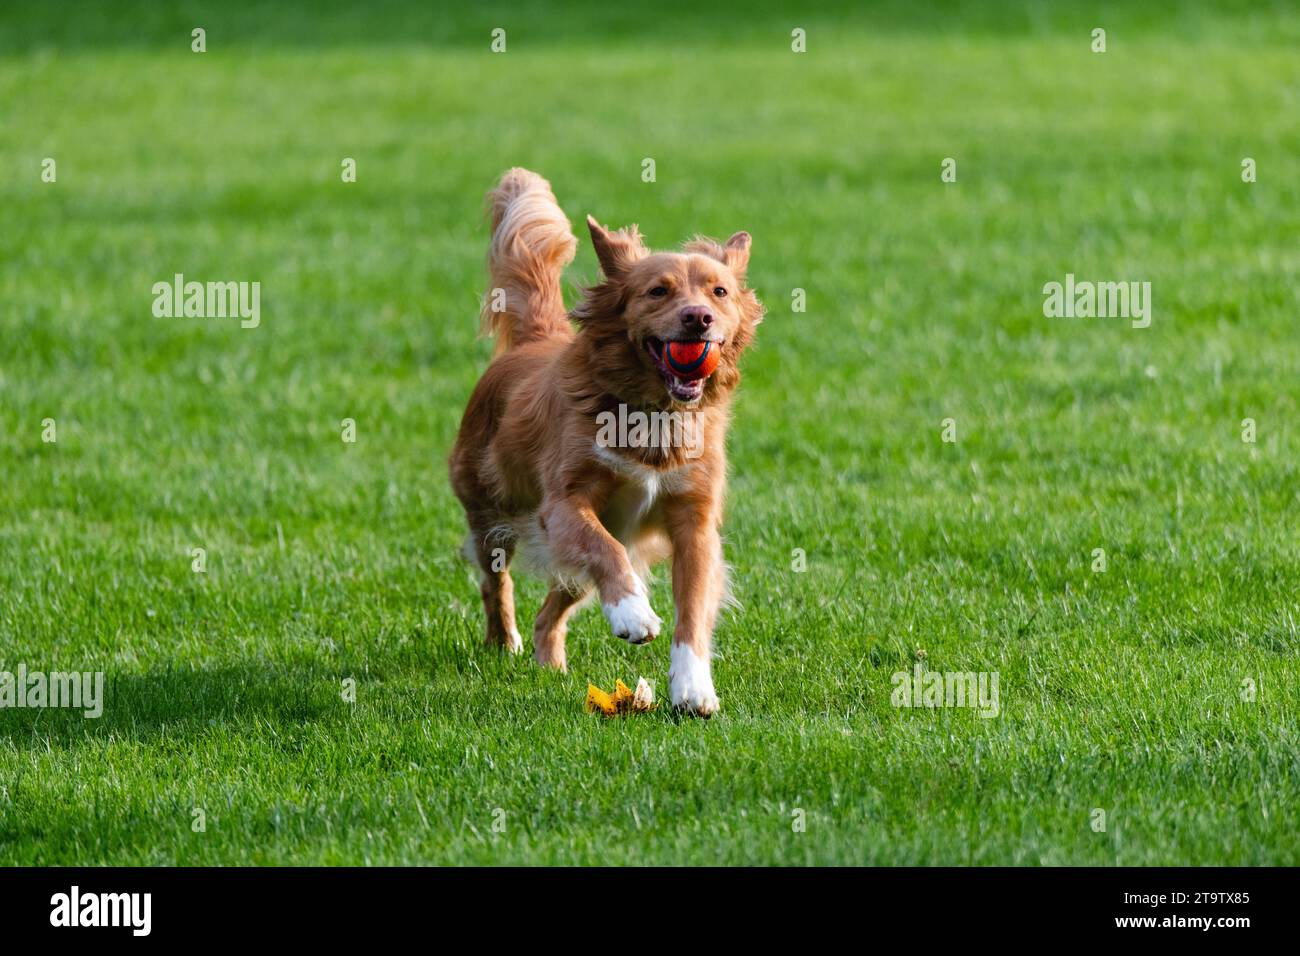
[645,337,719,403]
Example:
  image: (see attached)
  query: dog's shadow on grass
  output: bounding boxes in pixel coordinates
[0,626,588,749]
[0,620,707,747]
[0,601,534,747]
[0,661,351,749]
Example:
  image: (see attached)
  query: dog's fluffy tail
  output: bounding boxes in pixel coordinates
[480,168,577,356]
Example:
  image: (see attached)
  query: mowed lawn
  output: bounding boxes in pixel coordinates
[1,0,1298,865]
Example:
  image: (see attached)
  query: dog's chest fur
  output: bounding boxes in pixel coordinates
[592,443,693,544]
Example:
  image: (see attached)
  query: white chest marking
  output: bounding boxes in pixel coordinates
[592,443,694,491]
[592,443,694,542]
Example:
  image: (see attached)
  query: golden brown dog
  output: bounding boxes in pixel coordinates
[449,168,763,714]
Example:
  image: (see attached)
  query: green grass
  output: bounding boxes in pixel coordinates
[2,0,1299,865]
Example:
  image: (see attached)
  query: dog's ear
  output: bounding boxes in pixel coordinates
[587,215,647,278]
[685,231,752,281]
[723,231,751,280]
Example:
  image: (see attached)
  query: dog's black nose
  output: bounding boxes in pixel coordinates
[680,307,713,332]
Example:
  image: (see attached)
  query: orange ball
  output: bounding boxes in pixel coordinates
[663,340,720,380]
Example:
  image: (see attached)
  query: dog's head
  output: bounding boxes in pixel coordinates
[573,215,763,408]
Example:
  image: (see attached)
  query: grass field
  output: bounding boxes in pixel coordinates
[2,0,1299,865]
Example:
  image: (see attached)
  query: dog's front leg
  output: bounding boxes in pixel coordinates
[540,495,661,643]
[664,495,724,715]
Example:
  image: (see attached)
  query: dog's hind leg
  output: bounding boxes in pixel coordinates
[532,582,590,672]
[466,527,522,653]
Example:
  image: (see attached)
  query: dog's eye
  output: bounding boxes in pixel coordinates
[713,286,728,297]
[648,286,668,298]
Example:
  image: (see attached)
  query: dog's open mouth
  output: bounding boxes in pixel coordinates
[645,337,716,403]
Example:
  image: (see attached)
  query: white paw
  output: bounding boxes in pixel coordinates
[602,584,661,644]
[670,643,719,716]
[505,627,523,653]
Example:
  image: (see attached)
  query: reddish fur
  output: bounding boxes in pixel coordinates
[450,168,763,690]
[479,168,577,356]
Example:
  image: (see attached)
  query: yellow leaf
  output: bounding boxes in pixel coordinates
[585,683,616,717]
[612,679,635,713]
